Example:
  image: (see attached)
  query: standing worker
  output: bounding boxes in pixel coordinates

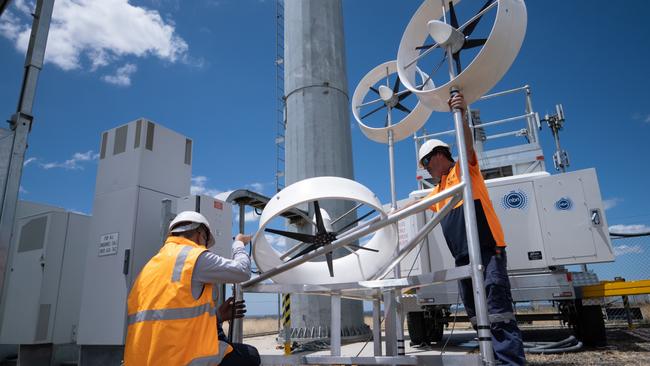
[124,211,261,366]
[418,93,525,365]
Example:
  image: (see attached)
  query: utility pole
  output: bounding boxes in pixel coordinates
[0,0,55,304]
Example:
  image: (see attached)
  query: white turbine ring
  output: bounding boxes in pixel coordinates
[396,0,527,111]
[252,176,398,285]
[352,61,433,143]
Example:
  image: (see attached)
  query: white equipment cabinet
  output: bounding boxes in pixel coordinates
[76,119,191,363]
[403,168,614,305]
[0,202,89,347]
[490,168,613,269]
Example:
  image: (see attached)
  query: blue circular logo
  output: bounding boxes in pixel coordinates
[502,190,528,210]
[555,197,573,211]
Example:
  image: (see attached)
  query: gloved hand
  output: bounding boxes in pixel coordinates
[218,297,247,321]
[235,233,252,244]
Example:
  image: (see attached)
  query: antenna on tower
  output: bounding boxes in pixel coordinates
[542,103,569,172]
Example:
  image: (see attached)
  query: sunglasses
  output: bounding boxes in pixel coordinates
[420,152,436,167]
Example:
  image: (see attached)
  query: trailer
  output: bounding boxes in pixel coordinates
[400,85,615,347]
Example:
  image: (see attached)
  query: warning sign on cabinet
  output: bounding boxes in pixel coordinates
[98,232,119,257]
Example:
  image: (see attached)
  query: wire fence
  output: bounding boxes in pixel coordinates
[588,233,650,327]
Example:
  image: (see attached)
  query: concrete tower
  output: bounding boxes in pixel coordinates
[284,0,368,340]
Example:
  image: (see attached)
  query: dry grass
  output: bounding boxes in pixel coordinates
[222,316,280,336]
[525,327,650,366]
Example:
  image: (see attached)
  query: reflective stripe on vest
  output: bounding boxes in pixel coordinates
[172,245,193,282]
[187,341,234,366]
[127,302,216,326]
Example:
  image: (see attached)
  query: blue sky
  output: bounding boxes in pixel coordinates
[2,0,650,314]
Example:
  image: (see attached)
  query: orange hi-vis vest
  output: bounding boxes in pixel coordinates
[124,236,233,365]
[426,153,506,247]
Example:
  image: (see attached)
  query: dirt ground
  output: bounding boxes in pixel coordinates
[239,317,650,365]
[523,327,650,366]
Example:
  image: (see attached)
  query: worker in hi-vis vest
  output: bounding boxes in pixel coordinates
[124,211,260,366]
[418,93,525,365]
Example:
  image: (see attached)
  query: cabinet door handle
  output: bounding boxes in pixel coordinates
[123,249,131,275]
[590,209,601,226]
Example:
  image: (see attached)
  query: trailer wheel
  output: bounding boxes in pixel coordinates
[574,300,607,347]
[562,300,607,347]
[426,308,445,343]
[407,311,427,346]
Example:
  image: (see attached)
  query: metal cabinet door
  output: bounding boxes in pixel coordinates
[0,212,66,344]
[535,169,612,265]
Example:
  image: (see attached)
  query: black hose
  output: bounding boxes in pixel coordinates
[523,335,583,354]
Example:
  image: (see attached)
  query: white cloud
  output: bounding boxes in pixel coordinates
[41,150,97,170]
[23,157,37,167]
[13,0,33,15]
[19,186,27,194]
[603,198,621,211]
[613,244,644,256]
[264,234,286,250]
[609,224,650,235]
[246,181,272,193]
[102,63,137,86]
[244,210,260,223]
[190,176,223,197]
[632,113,650,124]
[1,0,189,79]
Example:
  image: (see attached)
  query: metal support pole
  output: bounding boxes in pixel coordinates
[446,44,495,364]
[383,290,397,356]
[331,293,341,356]
[372,295,382,356]
[0,0,55,314]
[387,110,397,211]
[386,103,405,357]
[524,86,540,143]
[230,203,246,343]
[622,295,634,329]
[282,293,291,355]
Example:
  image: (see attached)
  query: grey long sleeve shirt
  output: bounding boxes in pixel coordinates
[190,241,251,299]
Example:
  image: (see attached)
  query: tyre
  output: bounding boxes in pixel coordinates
[407,311,427,346]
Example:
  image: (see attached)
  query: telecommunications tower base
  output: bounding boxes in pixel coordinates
[283,0,369,341]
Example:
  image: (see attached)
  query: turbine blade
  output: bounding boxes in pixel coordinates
[463,38,487,49]
[393,75,400,93]
[288,243,319,261]
[448,1,459,29]
[265,228,316,243]
[361,104,386,119]
[463,0,494,37]
[398,90,412,101]
[453,52,462,75]
[335,210,376,235]
[313,200,327,235]
[369,86,380,95]
[346,244,379,253]
[415,43,436,51]
[394,103,412,114]
[326,252,334,277]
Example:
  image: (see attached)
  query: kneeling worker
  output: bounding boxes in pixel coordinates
[418,93,525,365]
[124,211,260,366]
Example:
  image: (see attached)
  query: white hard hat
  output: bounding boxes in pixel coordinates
[418,139,450,166]
[169,211,214,246]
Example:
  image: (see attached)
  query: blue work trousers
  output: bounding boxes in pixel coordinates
[456,247,526,366]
